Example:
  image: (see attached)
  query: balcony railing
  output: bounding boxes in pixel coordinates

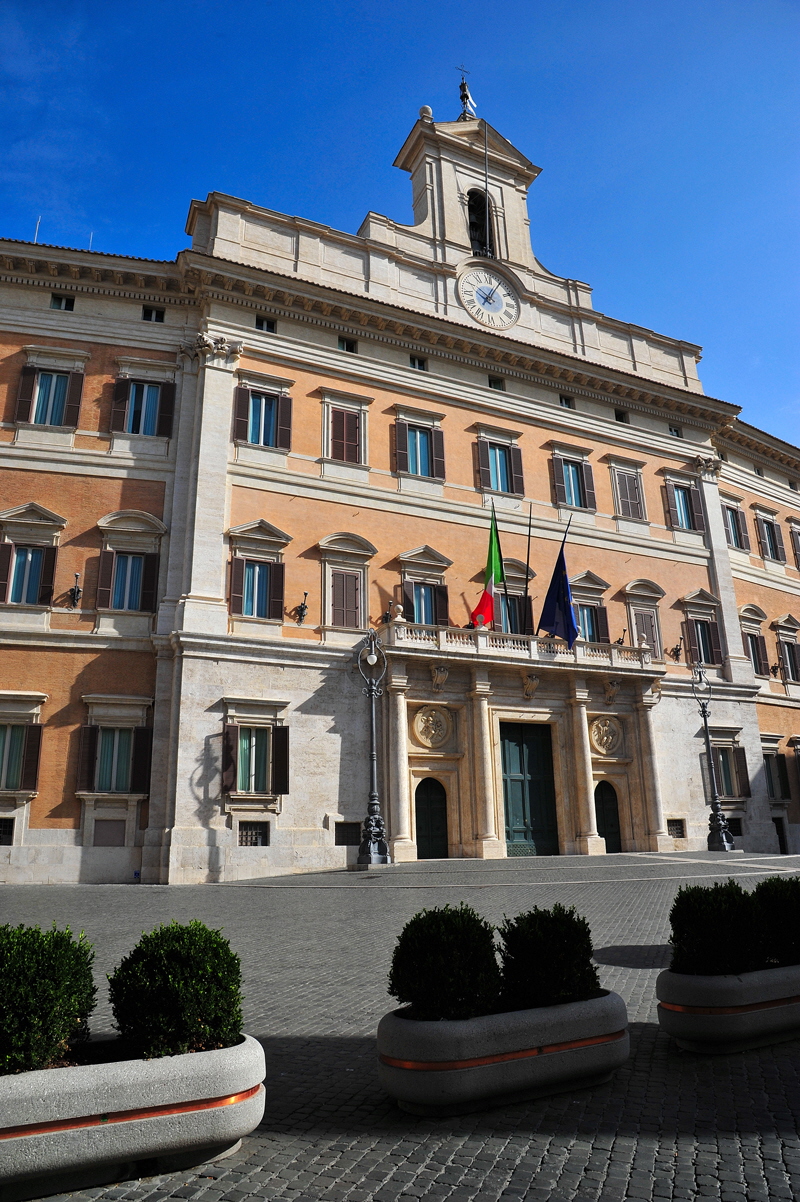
[383,620,657,671]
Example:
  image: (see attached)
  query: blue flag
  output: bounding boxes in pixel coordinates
[537,534,578,648]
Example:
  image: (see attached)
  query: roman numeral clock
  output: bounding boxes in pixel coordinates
[457,267,521,329]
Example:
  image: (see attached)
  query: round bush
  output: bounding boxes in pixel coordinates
[388,903,501,1020]
[669,879,760,975]
[0,924,96,1074]
[753,876,800,967]
[108,920,243,1057]
[498,904,601,1010]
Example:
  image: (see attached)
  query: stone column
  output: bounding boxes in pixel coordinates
[570,679,606,854]
[635,681,672,852]
[469,667,504,858]
[695,456,752,685]
[387,660,416,861]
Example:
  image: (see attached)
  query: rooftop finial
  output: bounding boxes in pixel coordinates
[457,65,477,119]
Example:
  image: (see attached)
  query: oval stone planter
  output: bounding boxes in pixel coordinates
[656,964,800,1054]
[377,990,629,1116]
[0,1034,265,1199]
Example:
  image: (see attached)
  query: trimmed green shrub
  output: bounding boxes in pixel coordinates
[669,879,760,975]
[108,920,243,1057]
[388,904,501,1020]
[753,876,800,967]
[498,904,601,1010]
[0,924,96,1074]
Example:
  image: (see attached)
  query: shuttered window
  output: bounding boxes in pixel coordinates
[633,609,660,656]
[16,367,84,427]
[229,557,285,620]
[575,604,610,644]
[723,506,751,550]
[615,470,644,520]
[756,517,786,563]
[552,457,595,510]
[743,632,770,676]
[111,380,175,438]
[782,641,800,682]
[687,618,723,665]
[331,408,361,463]
[77,725,151,794]
[5,546,57,606]
[331,570,360,627]
[233,387,293,449]
[665,483,705,531]
[500,594,534,635]
[97,551,159,612]
[222,723,289,796]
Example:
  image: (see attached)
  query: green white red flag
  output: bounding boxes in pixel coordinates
[471,505,505,628]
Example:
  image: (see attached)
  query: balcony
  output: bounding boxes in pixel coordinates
[383,620,663,676]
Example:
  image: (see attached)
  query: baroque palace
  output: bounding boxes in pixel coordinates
[1,105,799,884]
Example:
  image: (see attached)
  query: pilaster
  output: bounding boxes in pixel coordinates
[635,680,672,852]
[570,678,606,855]
[387,660,416,861]
[695,456,753,685]
[469,666,504,858]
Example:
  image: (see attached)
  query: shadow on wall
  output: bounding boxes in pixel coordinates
[292,662,373,825]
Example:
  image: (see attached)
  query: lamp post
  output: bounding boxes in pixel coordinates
[356,627,391,865]
[690,663,735,852]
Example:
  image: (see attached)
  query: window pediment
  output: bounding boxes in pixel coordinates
[773,613,800,639]
[318,532,377,562]
[98,510,166,555]
[623,579,666,601]
[228,520,292,558]
[116,357,176,383]
[397,545,453,572]
[682,588,720,618]
[739,604,767,623]
[24,344,90,373]
[82,694,152,726]
[0,691,48,723]
[237,369,294,393]
[0,503,66,547]
[503,558,536,588]
[569,570,609,604]
[223,696,289,724]
[474,423,522,444]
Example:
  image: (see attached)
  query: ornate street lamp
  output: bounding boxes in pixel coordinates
[356,627,391,865]
[690,664,735,852]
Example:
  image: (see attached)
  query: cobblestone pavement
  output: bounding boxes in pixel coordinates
[5,851,800,1202]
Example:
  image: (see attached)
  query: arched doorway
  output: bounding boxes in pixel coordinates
[415,778,448,860]
[594,781,622,853]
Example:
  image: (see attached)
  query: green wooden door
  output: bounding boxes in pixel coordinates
[500,723,559,856]
[415,778,449,859]
[594,780,622,853]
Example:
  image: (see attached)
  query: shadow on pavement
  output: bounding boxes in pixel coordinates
[593,944,672,968]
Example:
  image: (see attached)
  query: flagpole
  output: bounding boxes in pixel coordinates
[492,502,512,633]
[484,120,490,256]
[523,502,533,634]
[535,515,573,637]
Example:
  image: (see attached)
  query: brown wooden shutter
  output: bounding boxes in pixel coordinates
[476,439,492,490]
[393,421,409,472]
[773,523,787,563]
[111,379,129,432]
[140,553,159,612]
[402,582,415,622]
[634,610,657,650]
[699,752,713,803]
[77,725,99,792]
[37,547,57,606]
[332,570,345,625]
[276,395,292,450]
[521,595,534,636]
[785,641,800,682]
[229,557,245,615]
[736,510,751,551]
[755,634,770,677]
[344,571,359,626]
[344,411,360,463]
[664,483,680,528]
[509,445,525,496]
[267,562,285,621]
[434,584,450,627]
[552,456,567,506]
[431,427,445,480]
[791,529,800,569]
[581,462,597,510]
[221,724,238,793]
[331,408,346,460]
[776,753,791,798]
[0,543,12,604]
[689,487,706,532]
[708,621,723,664]
[594,605,611,644]
[20,725,42,791]
[711,747,723,796]
[15,366,37,423]
[63,373,84,427]
[130,727,153,793]
[685,619,699,664]
[233,386,250,442]
[156,381,175,438]
[733,746,751,797]
[618,472,643,519]
[96,550,115,609]
[755,517,768,558]
[271,726,290,794]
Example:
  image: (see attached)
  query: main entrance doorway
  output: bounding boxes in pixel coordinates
[594,780,622,853]
[415,778,448,859]
[500,722,559,856]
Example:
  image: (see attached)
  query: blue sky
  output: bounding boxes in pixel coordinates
[1,1,797,438]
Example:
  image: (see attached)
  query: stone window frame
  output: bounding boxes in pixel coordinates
[397,545,453,626]
[703,725,751,804]
[0,690,48,846]
[227,520,292,626]
[0,503,67,615]
[318,532,377,632]
[320,388,374,470]
[773,614,800,684]
[739,604,771,678]
[761,732,792,804]
[622,579,665,658]
[77,694,153,850]
[607,455,648,523]
[221,696,290,825]
[569,571,611,644]
[681,589,724,667]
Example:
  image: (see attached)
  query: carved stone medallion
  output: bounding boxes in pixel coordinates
[589,715,623,756]
[413,705,452,749]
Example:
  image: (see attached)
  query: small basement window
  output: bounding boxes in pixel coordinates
[614,409,629,424]
[559,395,574,409]
[669,426,683,438]
[338,336,357,354]
[335,821,362,846]
[754,465,764,478]
[142,306,165,323]
[667,819,686,839]
[256,316,276,333]
[0,817,13,845]
[726,817,743,837]
[50,294,74,311]
[239,821,270,847]
[410,355,427,371]
[488,376,505,391]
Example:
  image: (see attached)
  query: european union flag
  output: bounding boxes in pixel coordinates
[537,534,578,649]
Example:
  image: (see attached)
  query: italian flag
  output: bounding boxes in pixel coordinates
[471,506,505,628]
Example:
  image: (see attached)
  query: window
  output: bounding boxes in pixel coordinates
[9,547,44,604]
[412,582,435,625]
[614,409,629,424]
[142,306,164,323]
[669,426,683,438]
[331,408,361,464]
[110,379,175,438]
[666,819,685,839]
[744,631,770,676]
[467,189,494,257]
[394,421,444,480]
[335,821,362,846]
[690,619,722,665]
[500,593,533,635]
[50,294,74,311]
[233,386,291,450]
[408,427,431,477]
[16,366,84,427]
[239,820,270,846]
[756,517,786,563]
[229,557,284,621]
[574,603,610,644]
[552,456,596,511]
[0,817,13,845]
[716,748,736,796]
[111,554,144,611]
[614,470,644,520]
[559,395,574,409]
[249,392,277,446]
[791,529,800,569]
[727,817,743,837]
[764,754,791,800]
[723,506,750,551]
[238,726,270,793]
[633,609,661,657]
[127,382,160,435]
[410,355,427,371]
[338,336,357,354]
[95,728,133,792]
[97,550,158,612]
[781,641,800,683]
[790,481,798,493]
[488,376,505,392]
[489,445,511,493]
[705,746,750,799]
[477,436,524,495]
[255,316,276,333]
[221,721,289,797]
[754,465,764,477]
[0,725,25,789]
[331,570,360,627]
[666,482,705,532]
[32,372,69,426]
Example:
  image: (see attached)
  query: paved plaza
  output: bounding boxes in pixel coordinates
[5,852,800,1202]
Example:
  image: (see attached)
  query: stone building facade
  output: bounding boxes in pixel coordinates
[1,106,799,883]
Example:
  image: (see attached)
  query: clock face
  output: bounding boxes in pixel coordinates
[457,269,521,329]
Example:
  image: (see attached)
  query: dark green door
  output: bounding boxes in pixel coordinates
[594,781,622,853]
[415,778,448,859]
[500,723,559,856]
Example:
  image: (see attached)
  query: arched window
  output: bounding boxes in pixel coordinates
[467,189,494,258]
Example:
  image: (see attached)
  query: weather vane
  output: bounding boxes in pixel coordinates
[456,65,477,117]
